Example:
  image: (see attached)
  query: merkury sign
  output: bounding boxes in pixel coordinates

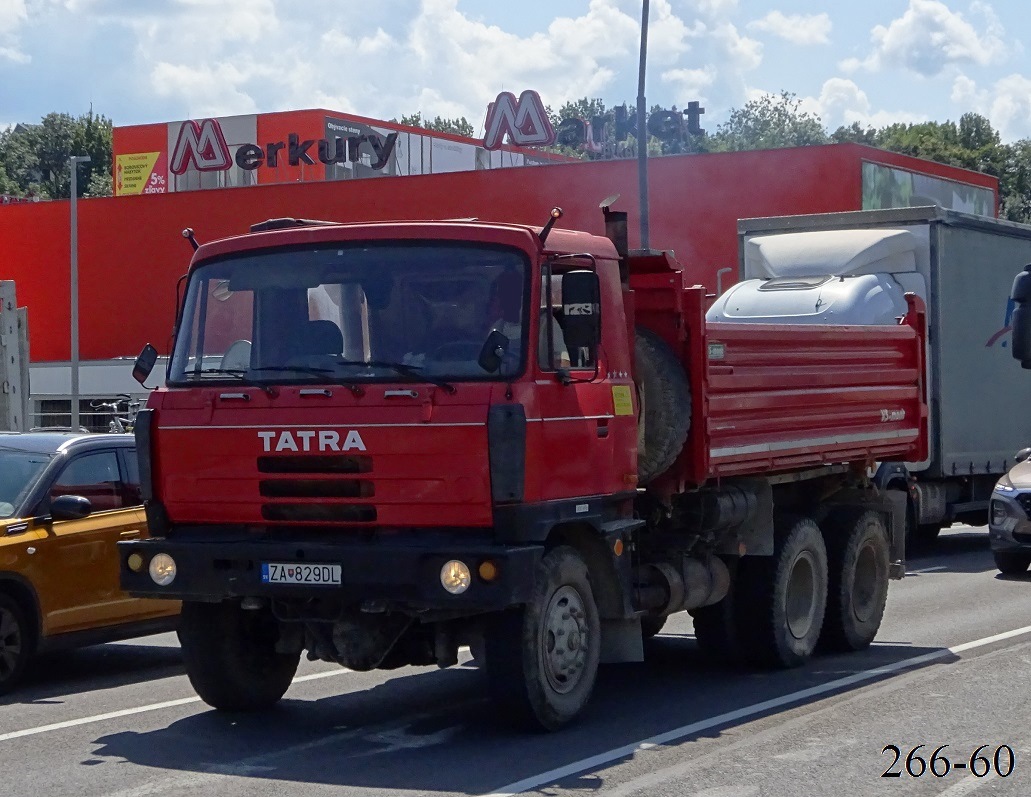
[170,118,399,175]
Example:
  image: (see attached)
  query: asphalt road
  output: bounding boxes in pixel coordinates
[3,524,1031,797]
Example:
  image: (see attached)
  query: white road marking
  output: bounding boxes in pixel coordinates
[0,667,350,743]
[482,624,1031,797]
[935,773,998,795]
[906,565,948,574]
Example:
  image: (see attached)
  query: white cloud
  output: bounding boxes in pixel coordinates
[800,77,928,131]
[747,11,831,45]
[951,73,1031,142]
[845,0,1006,76]
[0,0,28,62]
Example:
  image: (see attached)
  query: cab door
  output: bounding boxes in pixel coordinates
[30,448,151,635]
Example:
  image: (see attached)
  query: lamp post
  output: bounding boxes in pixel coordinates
[69,154,91,431]
[637,0,651,250]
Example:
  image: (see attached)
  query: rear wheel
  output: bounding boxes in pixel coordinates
[484,546,601,731]
[178,601,300,711]
[0,594,31,695]
[820,510,890,652]
[736,516,828,668]
[993,551,1031,575]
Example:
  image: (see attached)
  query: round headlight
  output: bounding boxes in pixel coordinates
[149,553,177,586]
[440,560,471,595]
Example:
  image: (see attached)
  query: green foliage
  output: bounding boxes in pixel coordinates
[709,91,828,151]
[0,109,113,199]
[395,112,474,137]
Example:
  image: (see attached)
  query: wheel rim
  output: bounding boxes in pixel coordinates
[0,605,23,681]
[785,551,818,640]
[540,585,589,695]
[851,539,880,623]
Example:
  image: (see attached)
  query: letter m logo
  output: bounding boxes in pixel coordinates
[482,90,556,151]
[169,119,232,175]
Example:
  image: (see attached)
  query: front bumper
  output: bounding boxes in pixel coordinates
[118,533,542,613]
[988,490,1031,552]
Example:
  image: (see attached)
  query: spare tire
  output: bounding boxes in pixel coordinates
[635,327,691,484]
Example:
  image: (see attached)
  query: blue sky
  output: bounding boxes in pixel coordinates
[1,0,1029,142]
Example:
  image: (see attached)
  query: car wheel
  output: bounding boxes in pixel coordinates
[0,594,32,695]
[993,551,1031,576]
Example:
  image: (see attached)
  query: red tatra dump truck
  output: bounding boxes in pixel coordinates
[121,206,927,730]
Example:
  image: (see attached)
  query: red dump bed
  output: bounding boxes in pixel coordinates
[631,256,928,490]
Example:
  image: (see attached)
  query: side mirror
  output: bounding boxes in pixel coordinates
[50,494,93,521]
[132,343,158,385]
[1016,448,1031,464]
[1010,266,1031,367]
[561,269,601,360]
[478,330,508,373]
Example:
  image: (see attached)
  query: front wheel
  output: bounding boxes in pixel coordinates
[993,551,1031,575]
[0,594,32,695]
[178,601,300,711]
[484,546,601,731]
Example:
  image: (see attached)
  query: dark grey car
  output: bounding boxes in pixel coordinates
[989,449,1031,574]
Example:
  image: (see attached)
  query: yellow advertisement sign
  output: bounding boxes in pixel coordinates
[116,152,167,196]
[612,385,635,416]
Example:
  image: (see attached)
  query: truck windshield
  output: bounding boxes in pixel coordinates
[168,242,529,386]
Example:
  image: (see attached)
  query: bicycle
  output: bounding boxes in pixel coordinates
[89,394,141,434]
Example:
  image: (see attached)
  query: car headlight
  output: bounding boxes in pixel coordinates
[148,553,177,586]
[995,477,1016,492]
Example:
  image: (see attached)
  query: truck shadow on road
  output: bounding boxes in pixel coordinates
[904,528,996,574]
[88,636,956,795]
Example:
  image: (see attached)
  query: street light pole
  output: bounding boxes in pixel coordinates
[69,154,91,431]
[637,0,651,250]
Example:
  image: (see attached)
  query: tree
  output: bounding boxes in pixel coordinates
[0,109,113,199]
[710,91,828,151]
[395,112,474,138]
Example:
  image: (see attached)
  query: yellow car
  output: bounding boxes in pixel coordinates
[0,431,179,694]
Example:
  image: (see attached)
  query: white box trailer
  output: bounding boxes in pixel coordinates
[708,206,1031,543]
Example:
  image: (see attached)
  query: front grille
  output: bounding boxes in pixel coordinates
[261,504,377,522]
[1017,493,1031,517]
[259,479,374,499]
[257,455,372,474]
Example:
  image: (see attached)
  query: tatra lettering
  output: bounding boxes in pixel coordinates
[258,429,367,453]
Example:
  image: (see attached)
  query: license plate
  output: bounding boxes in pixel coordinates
[261,562,342,585]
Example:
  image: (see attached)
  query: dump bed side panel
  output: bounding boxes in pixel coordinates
[702,307,927,479]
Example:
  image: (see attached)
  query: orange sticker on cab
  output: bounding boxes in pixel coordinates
[612,385,634,416]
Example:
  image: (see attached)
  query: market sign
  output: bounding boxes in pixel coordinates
[115,151,168,196]
[169,118,398,175]
[482,90,556,150]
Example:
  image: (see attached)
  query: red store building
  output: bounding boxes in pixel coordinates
[0,107,1000,428]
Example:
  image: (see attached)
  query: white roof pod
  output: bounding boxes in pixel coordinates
[743,228,919,279]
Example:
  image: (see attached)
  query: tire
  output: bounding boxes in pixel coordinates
[993,551,1031,575]
[635,328,691,485]
[0,594,32,695]
[819,509,890,652]
[484,546,601,731]
[735,516,828,668]
[178,601,300,711]
[641,615,667,639]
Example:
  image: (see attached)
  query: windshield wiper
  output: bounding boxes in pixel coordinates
[184,368,247,380]
[251,366,365,396]
[334,359,457,394]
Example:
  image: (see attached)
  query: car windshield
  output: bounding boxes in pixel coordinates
[168,241,529,386]
[0,448,52,518]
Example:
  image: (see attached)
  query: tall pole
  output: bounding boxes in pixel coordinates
[637,0,651,250]
[69,155,91,431]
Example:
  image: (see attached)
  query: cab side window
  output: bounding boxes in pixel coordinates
[49,451,125,513]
